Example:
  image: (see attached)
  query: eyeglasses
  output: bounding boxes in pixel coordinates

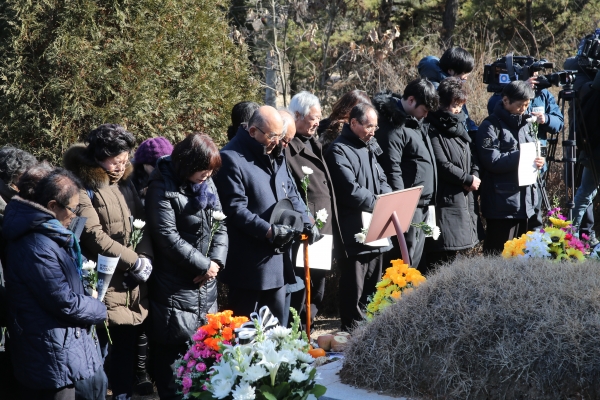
[62,204,81,215]
[359,122,379,132]
[255,126,285,142]
[281,136,292,146]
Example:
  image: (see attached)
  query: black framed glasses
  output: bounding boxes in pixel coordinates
[255,126,285,142]
[63,204,81,215]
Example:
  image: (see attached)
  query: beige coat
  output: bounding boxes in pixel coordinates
[64,144,153,326]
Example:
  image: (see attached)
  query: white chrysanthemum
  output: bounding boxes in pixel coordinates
[232,381,256,400]
[82,260,96,271]
[289,368,309,383]
[432,226,441,240]
[315,208,328,223]
[255,339,277,354]
[242,364,268,382]
[213,210,227,221]
[354,232,366,243]
[211,379,235,399]
[278,349,297,365]
[268,326,291,340]
[133,219,146,229]
[301,166,314,175]
[296,351,314,364]
[524,239,551,258]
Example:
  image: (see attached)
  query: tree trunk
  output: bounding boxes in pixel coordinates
[265,49,277,106]
[526,0,534,50]
[442,0,459,45]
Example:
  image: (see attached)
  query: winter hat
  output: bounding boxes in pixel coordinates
[134,137,173,166]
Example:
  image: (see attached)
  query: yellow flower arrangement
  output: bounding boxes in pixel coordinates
[549,217,572,228]
[366,259,425,319]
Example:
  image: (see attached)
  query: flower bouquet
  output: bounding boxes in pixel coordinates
[176,310,249,397]
[366,259,426,319]
[178,307,327,400]
[502,207,589,261]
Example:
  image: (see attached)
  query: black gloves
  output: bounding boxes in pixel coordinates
[270,224,296,247]
[304,223,323,245]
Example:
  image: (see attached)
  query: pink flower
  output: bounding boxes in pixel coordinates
[193,348,203,359]
[196,363,207,372]
[582,233,590,241]
[183,352,190,361]
[215,353,222,362]
[202,385,208,391]
[193,329,208,342]
[177,366,185,377]
[200,349,212,359]
[187,360,197,369]
[182,376,193,389]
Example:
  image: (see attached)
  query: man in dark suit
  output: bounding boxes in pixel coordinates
[214,106,311,324]
[286,92,341,327]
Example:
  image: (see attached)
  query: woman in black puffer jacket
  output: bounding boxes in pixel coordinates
[427,78,481,266]
[145,132,227,400]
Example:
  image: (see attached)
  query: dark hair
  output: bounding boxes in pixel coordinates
[85,124,136,162]
[402,78,439,111]
[227,101,260,141]
[34,168,83,210]
[438,77,468,109]
[17,161,54,201]
[349,103,378,124]
[502,81,535,103]
[320,90,373,150]
[0,146,38,186]
[439,47,475,76]
[171,132,222,182]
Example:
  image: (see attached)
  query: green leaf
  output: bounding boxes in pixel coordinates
[310,384,327,398]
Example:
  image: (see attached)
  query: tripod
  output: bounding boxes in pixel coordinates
[545,83,598,221]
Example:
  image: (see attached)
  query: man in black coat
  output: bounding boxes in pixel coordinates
[325,103,392,331]
[214,106,311,325]
[286,92,341,327]
[373,78,439,272]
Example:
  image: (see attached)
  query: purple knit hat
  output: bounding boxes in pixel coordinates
[134,137,174,166]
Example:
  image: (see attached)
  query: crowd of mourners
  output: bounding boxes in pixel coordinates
[2,43,600,400]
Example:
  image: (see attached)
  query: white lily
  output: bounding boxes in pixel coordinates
[301,166,314,175]
[132,219,146,229]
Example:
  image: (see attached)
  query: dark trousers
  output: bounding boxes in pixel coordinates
[484,216,541,255]
[289,268,327,329]
[404,206,428,272]
[339,252,384,332]
[228,285,287,326]
[580,203,595,235]
[98,324,140,400]
[30,386,75,400]
[74,363,108,400]
[149,342,188,400]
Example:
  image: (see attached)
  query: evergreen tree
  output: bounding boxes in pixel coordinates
[0,0,259,161]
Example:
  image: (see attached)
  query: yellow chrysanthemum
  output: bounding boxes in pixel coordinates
[376,278,392,288]
[549,217,572,229]
[566,248,585,261]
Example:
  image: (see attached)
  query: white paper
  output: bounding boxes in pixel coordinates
[97,254,120,274]
[361,212,392,247]
[518,142,538,186]
[296,234,333,270]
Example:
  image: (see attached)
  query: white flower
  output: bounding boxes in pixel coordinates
[354,232,366,243]
[289,368,310,383]
[133,219,146,229]
[267,326,291,340]
[296,351,314,364]
[213,210,227,221]
[232,381,256,400]
[279,349,297,364]
[241,364,268,382]
[211,362,238,383]
[432,226,440,240]
[82,260,96,271]
[211,379,235,399]
[301,166,314,175]
[315,208,328,223]
[524,239,552,258]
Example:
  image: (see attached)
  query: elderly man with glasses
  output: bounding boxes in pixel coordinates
[214,105,310,325]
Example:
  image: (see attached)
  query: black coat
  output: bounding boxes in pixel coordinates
[372,92,437,206]
[324,124,393,256]
[428,110,480,251]
[476,102,538,220]
[3,197,106,389]
[145,157,228,345]
[286,135,343,253]
[214,127,310,291]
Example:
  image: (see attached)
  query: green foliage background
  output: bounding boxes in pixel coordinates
[0,0,259,162]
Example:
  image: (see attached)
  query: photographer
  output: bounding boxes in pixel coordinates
[477,81,545,254]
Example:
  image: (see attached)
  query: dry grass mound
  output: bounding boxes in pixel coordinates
[340,256,600,399]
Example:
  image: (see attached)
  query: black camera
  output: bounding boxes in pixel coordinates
[483,54,554,93]
[577,29,600,71]
[534,70,578,89]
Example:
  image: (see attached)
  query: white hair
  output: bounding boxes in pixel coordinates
[289,91,321,120]
[278,108,294,135]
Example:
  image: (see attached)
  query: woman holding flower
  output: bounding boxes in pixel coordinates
[145,132,227,399]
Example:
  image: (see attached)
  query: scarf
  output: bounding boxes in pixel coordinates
[191,181,217,210]
[106,169,125,185]
[36,219,83,278]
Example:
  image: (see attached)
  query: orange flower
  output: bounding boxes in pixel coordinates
[231,316,249,329]
[203,337,221,351]
[222,326,233,341]
[207,315,222,331]
[201,324,217,337]
[219,310,233,325]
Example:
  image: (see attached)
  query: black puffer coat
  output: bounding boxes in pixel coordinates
[145,157,228,345]
[428,110,480,251]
